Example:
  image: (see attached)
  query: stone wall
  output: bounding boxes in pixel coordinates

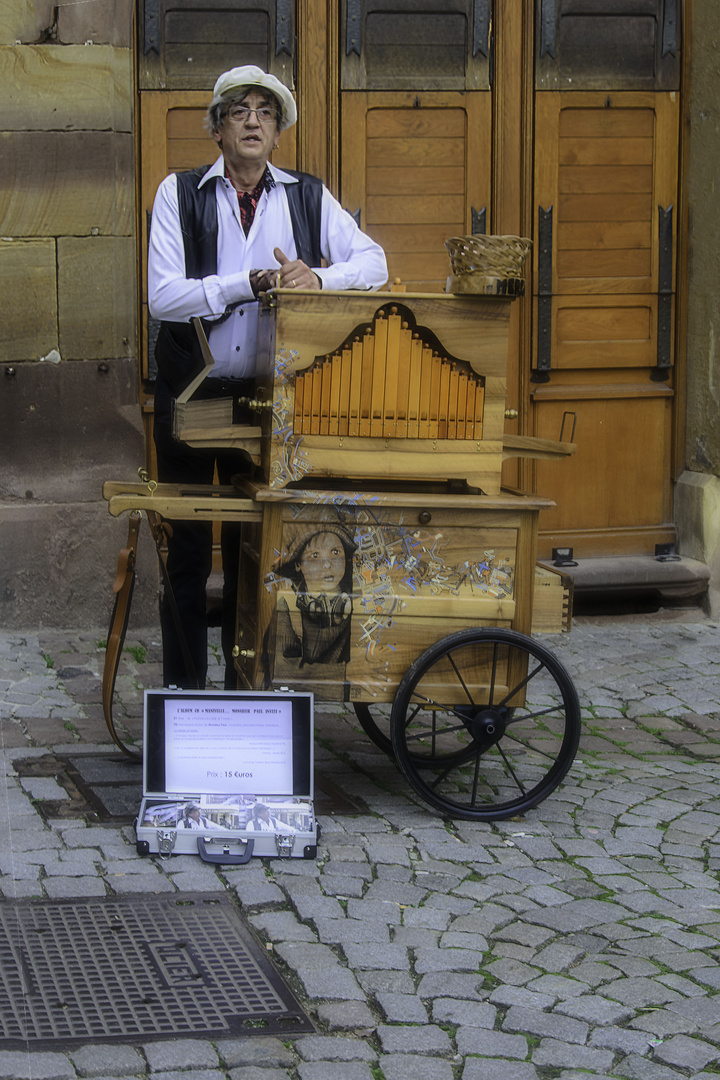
[676,2,720,608]
[0,0,157,627]
[684,2,720,475]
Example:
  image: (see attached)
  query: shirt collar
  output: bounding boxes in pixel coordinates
[198,156,299,188]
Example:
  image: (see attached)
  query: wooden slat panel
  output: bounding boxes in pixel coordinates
[557,249,652,279]
[164,9,269,43]
[365,106,465,288]
[368,223,459,252]
[366,137,466,168]
[366,194,465,225]
[558,305,652,342]
[366,166,465,194]
[341,91,490,290]
[366,109,466,138]
[535,395,671,532]
[559,165,653,194]
[553,298,656,368]
[559,137,653,167]
[167,135,217,172]
[558,221,651,251]
[559,108,655,138]
[558,193,651,222]
[166,108,213,137]
[383,252,455,280]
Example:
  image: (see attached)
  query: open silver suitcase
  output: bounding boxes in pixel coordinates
[135,689,318,862]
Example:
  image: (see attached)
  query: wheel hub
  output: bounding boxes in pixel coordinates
[468,707,507,744]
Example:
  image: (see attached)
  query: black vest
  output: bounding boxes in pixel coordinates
[155,166,323,393]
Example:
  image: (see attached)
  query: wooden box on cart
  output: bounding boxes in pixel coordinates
[173,290,572,496]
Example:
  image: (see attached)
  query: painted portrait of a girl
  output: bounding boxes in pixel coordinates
[272,523,357,667]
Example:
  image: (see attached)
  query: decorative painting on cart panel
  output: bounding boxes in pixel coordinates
[262,503,517,700]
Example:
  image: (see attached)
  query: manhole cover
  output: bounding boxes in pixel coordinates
[0,893,313,1048]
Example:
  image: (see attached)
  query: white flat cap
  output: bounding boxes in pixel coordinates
[212,65,297,130]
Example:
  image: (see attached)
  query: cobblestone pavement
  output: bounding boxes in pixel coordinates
[1,613,720,1079]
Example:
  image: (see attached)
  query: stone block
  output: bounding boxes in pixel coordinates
[377,1024,453,1055]
[0,131,133,239]
[295,1036,374,1062]
[0,357,144,502]
[57,236,136,359]
[0,44,132,129]
[382,1057,455,1080]
[462,1061,538,1080]
[0,1049,75,1079]
[298,1065,374,1080]
[0,238,57,361]
[0,500,159,628]
[57,0,134,46]
[0,0,55,44]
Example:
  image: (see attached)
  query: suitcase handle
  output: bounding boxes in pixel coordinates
[197,836,255,864]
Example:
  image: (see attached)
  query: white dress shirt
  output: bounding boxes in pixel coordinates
[148,158,388,379]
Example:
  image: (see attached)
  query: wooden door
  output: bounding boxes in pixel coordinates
[341,93,491,291]
[530,1,682,558]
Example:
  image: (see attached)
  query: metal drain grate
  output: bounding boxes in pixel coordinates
[0,893,313,1048]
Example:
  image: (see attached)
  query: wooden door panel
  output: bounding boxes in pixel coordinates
[341,91,491,291]
[137,0,294,91]
[532,89,679,555]
[535,0,681,92]
[534,394,672,535]
[538,295,659,370]
[340,0,491,92]
[535,92,679,296]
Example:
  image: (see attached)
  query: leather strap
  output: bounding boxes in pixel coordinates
[145,510,200,690]
[102,512,143,760]
[102,508,201,759]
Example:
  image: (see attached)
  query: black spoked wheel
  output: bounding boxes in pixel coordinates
[354,703,478,768]
[390,628,581,821]
[354,703,394,756]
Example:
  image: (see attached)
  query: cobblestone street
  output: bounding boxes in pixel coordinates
[1,613,720,1079]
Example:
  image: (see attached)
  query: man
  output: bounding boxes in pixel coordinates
[246,802,297,834]
[147,65,388,690]
[180,804,227,831]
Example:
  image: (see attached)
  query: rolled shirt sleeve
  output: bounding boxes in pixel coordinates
[315,188,388,292]
[147,172,256,323]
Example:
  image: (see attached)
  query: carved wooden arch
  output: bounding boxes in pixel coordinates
[292,302,485,439]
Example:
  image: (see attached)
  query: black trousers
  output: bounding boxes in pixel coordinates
[153,373,254,689]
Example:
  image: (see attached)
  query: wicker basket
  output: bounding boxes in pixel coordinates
[445,234,532,278]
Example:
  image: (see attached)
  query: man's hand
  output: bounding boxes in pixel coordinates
[274,247,321,290]
[249,268,277,296]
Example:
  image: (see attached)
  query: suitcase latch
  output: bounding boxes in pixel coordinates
[156,828,177,858]
[275,833,296,857]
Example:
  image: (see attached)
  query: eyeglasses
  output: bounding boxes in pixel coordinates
[227,105,278,125]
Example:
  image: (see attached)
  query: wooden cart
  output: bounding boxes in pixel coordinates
[105,288,580,821]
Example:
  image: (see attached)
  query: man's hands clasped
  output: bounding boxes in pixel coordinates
[250,247,321,297]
